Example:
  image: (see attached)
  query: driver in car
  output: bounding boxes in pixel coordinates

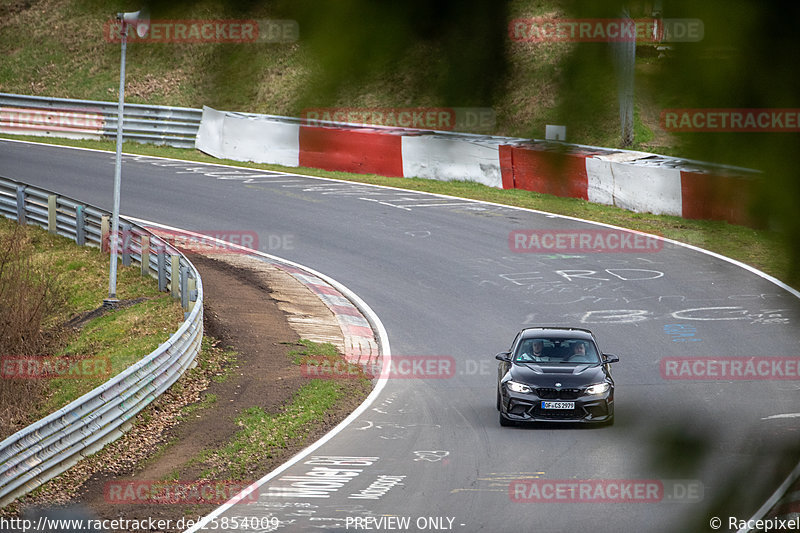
[566,341,593,362]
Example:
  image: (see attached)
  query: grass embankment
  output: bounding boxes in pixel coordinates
[2,134,792,289]
[0,216,184,438]
[0,0,673,152]
[183,340,369,482]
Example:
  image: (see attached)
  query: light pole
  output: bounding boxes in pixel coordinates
[105,10,148,307]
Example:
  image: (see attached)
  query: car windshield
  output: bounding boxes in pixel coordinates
[514,338,601,364]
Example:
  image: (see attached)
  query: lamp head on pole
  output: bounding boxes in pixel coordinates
[117,10,149,38]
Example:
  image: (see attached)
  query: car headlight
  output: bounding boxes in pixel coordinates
[585,382,610,395]
[506,381,532,394]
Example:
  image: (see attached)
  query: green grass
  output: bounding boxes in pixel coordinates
[0,217,184,421]
[222,381,344,479]
[186,337,240,385]
[43,298,182,416]
[188,339,369,480]
[188,380,346,480]
[0,215,166,320]
[182,393,218,416]
[0,0,682,151]
[287,339,340,364]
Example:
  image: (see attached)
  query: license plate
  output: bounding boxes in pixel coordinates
[541,401,575,410]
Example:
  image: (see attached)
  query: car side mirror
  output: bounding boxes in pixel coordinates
[495,352,512,362]
[603,354,619,363]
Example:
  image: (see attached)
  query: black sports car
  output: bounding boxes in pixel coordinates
[496,327,619,426]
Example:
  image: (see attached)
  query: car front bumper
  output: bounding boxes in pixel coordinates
[501,389,614,423]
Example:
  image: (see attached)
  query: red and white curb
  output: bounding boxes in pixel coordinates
[126,218,385,372]
[124,218,391,533]
[259,264,380,368]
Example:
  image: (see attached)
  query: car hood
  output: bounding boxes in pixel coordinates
[509,363,607,387]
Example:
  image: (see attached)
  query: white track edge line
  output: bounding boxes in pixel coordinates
[124,217,391,533]
[12,139,800,525]
[5,138,797,300]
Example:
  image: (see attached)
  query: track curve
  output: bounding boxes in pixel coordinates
[3,139,799,533]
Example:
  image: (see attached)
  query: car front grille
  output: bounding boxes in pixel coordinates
[529,404,587,420]
[535,387,582,400]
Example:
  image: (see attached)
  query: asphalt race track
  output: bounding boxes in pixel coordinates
[3,139,800,533]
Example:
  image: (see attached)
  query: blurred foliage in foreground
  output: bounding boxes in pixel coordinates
[4,0,800,281]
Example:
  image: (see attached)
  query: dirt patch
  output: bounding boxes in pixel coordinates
[4,253,373,531]
[64,298,151,330]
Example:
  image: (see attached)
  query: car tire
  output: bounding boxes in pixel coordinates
[496,388,502,411]
[499,411,514,427]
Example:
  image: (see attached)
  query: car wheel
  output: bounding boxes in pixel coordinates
[499,411,514,427]
[496,387,502,411]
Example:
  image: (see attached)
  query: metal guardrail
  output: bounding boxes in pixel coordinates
[0,93,201,149]
[0,177,203,508]
[0,92,755,177]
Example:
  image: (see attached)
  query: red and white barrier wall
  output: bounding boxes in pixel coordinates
[195,106,755,226]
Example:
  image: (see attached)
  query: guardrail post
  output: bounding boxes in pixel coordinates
[171,254,180,300]
[188,276,197,313]
[47,194,57,234]
[121,223,132,266]
[157,247,167,291]
[0,176,205,510]
[101,215,110,253]
[180,264,189,310]
[140,235,150,277]
[75,206,85,246]
[15,186,26,225]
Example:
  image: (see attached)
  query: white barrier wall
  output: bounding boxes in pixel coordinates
[586,156,683,216]
[195,106,225,158]
[196,107,300,167]
[401,135,502,188]
[194,105,751,224]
